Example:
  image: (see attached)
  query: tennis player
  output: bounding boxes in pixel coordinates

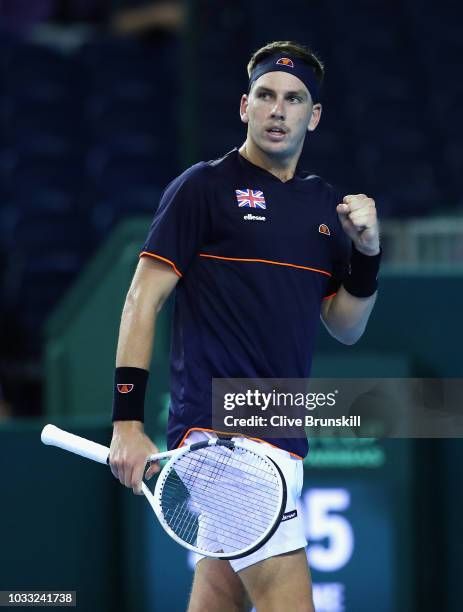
[109,40,380,612]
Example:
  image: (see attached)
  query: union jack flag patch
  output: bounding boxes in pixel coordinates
[235,188,266,209]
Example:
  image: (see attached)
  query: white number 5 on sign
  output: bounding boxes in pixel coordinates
[304,488,353,572]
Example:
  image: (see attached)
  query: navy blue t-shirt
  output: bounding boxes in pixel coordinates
[141,148,350,458]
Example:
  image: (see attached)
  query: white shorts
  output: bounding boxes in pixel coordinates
[182,431,307,573]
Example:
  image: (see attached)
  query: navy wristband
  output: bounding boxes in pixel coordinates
[112,367,149,422]
[343,245,382,298]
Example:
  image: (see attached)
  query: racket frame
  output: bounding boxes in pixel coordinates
[149,438,287,560]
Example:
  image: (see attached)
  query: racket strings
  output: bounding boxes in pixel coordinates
[158,445,282,554]
[175,448,279,498]
[163,454,279,518]
[162,489,273,538]
[168,495,200,542]
[167,450,280,514]
[164,491,270,549]
[163,470,279,517]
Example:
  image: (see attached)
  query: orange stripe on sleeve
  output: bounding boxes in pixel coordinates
[323,292,337,300]
[139,252,182,277]
[198,253,332,277]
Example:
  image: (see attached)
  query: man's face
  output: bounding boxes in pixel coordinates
[240,71,322,161]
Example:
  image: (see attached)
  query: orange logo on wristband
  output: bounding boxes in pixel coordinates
[117,384,134,393]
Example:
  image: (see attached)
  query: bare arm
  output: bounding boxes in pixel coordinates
[320,287,377,345]
[109,256,180,494]
[116,256,179,369]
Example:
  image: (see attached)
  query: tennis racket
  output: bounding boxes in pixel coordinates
[41,424,287,560]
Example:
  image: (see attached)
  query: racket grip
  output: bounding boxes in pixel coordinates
[41,424,109,465]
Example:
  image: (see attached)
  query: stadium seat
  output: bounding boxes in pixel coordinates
[3,42,87,98]
[91,187,162,237]
[1,96,86,147]
[1,207,93,356]
[79,35,179,95]
[0,143,85,193]
[86,140,176,193]
[86,93,175,138]
[4,209,93,255]
[371,159,441,217]
[2,250,86,356]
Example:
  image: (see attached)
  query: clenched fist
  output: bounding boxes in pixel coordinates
[336,194,380,256]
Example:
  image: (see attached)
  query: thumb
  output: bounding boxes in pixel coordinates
[145,461,160,480]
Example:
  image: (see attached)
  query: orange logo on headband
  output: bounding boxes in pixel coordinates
[319,224,331,236]
[276,57,294,68]
[117,384,134,393]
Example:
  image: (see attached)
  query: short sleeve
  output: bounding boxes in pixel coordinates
[323,188,352,298]
[140,165,209,276]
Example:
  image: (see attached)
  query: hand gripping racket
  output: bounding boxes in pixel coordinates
[41,424,287,560]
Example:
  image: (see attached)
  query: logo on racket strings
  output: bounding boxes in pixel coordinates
[117,384,134,393]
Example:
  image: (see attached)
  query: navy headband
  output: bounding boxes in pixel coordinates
[248,54,321,103]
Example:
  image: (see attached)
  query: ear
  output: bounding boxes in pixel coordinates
[307,103,322,132]
[240,94,249,124]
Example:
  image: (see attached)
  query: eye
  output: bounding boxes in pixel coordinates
[258,92,272,100]
[288,95,302,103]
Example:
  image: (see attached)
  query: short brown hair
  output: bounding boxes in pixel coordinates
[247,41,325,89]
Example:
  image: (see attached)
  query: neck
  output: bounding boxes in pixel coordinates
[238,139,299,183]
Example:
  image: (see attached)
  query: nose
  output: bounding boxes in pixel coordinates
[270,98,285,121]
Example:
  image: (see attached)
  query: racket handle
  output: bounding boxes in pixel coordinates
[41,424,109,465]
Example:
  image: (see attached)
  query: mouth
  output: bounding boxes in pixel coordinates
[265,126,287,141]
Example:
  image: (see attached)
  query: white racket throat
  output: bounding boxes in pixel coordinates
[146,437,218,462]
[41,425,287,560]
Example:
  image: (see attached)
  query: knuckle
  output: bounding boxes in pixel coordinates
[110,458,120,470]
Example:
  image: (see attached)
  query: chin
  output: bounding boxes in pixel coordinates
[258,140,291,157]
